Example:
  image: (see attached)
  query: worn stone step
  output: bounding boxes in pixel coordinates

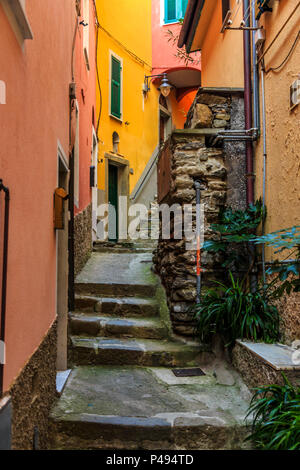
[75,252,158,298]
[93,246,154,254]
[69,313,168,340]
[49,366,251,450]
[69,336,209,367]
[74,295,159,317]
[75,282,157,298]
[93,240,155,254]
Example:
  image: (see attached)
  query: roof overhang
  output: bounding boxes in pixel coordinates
[178,0,217,53]
[152,67,201,89]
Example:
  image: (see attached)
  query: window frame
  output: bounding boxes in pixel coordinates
[109,50,123,122]
[163,0,188,25]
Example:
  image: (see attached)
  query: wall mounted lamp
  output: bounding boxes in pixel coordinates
[143,73,172,97]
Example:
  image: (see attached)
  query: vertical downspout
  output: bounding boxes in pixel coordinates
[251,5,260,131]
[243,0,254,205]
[0,180,10,397]
[261,67,267,286]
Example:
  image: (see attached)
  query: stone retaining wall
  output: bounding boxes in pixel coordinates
[232,342,300,389]
[74,203,92,276]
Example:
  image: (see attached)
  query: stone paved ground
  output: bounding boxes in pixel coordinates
[50,245,252,450]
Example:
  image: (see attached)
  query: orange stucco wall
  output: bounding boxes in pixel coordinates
[0,1,75,391]
[201,0,244,88]
[74,0,95,215]
[255,0,300,259]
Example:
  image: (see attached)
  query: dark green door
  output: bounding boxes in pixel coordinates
[108,164,118,242]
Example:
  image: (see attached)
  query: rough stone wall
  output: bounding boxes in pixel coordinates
[74,203,92,276]
[9,320,57,450]
[154,132,227,336]
[154,89,246,337]
[232,343,300,389]
[275,289,300,345]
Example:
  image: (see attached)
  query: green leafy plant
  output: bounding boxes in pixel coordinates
[254,226,300,296]
[203,199,264,273]
[193,272,279,347]
[246,374,300,450]
[165,27,201,67]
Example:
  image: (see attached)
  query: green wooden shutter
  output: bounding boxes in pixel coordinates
[165,0,177,23]
[111,56,121,119]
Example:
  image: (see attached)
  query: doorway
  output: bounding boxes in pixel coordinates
[56,148,69,371]
[108,164,118,242]
[91,129,98,241]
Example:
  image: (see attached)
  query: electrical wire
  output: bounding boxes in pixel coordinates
[243,0,256,26]
[71,15,79,82]
[231,0,242,24]
[265,30,300,74]
[97,23,152,70]
[92,0,102,136]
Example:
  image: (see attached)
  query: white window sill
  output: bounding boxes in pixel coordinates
[162,21,181,26]
[109,113,123,124]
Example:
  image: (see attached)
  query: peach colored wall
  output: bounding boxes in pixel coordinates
[201,0,244,88]
[255,0,300,260]
[0,0,75,391]
[74,0,96,215]
[152,0,201,74]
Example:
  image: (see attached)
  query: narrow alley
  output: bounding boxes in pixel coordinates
[0,0,300,454]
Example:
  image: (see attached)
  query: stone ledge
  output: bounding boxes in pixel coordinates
[236,340,300,371]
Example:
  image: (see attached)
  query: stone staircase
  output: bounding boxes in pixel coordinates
[68,247,206,368]
[49,244,252,450]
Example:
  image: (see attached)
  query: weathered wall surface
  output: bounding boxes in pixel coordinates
[74,203,92,277]
[255,0,300,342]
[256,0,300,243]
[154,89,246,336]
[9,320,57,450]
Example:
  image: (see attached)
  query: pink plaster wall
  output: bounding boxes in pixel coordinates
[0,0,75,391]
[152,0,201,75]
[74,0,96,215]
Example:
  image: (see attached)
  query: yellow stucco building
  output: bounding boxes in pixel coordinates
[95,0,160,240]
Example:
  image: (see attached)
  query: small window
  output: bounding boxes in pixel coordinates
[110,54,122,120]
[164,0,188,24]
[112,132,120,153]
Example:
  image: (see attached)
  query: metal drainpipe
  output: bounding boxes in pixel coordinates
[251,3,260,131]
[194,180,202,304]
[0,180,10,397]
[243,0,254,205]
[261,66,267,286]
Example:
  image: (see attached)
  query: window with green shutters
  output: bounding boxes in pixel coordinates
[164,0,188,24]
[110,55,122,119]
